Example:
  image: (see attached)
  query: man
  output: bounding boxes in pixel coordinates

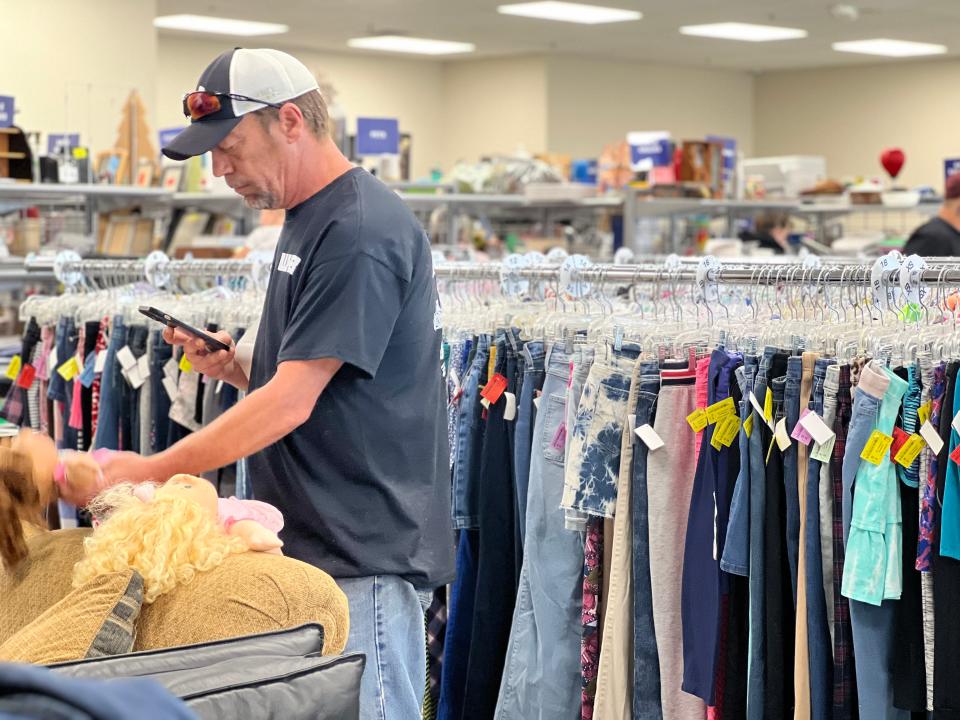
[89,48,454,720]
[903,173,960,256]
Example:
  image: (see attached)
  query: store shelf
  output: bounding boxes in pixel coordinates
[398,192,622,211]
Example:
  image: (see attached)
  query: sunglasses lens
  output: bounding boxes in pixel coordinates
[185,93,221,121]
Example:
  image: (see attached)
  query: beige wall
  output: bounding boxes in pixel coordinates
[545,55,754,160]
[157,36,447,178]
[1,0,158,155]
[754,58,960,189]
[439,56,549,168]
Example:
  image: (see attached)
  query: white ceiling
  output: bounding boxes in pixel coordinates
[156,0,960,71]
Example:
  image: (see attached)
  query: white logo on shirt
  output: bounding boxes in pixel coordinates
[277,253,302,275]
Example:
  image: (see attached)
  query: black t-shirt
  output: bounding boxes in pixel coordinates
[247,167,454,589]
[903,217,960,256]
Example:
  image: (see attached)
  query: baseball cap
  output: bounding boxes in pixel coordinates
[946,173,960,201]
[162,48,319,161]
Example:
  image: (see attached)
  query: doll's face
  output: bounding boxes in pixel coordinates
[155,475,218,518]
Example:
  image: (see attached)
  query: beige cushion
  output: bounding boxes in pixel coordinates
[0,570,142,664]
[1,529,350,656]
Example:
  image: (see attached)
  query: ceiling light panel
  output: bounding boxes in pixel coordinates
[497,2,641,25]
[153,14,289,36]
[347,36,476,55]
[679,22,808,42]
[832,38,947,57]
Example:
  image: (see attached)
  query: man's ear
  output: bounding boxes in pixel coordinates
[277,102,304,143]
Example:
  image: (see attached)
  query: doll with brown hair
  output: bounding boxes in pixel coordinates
[0,443,51,569]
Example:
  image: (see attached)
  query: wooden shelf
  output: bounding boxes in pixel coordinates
[0,128,18,135]
[0,152,25,160]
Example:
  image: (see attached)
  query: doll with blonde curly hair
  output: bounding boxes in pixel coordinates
[74,475,278,604]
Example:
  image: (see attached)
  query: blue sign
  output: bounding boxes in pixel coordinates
[707,135,737,187]
[356,117,400,156]
[945,158,960,182]
[627,131,671,171]
[158,126,186,150]
[0,96,13,129]
[47,133,80,155]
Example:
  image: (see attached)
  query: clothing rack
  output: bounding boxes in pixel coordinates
[434,254,960,288]
[23,251,268,291]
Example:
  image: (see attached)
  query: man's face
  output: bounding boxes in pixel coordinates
[211,115,284,210]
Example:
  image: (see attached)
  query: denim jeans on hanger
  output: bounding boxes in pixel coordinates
[94,316,126,452]
[463,338,520,720]
[513,341,544,548]
[784,355,803,605]
[51,317,79,452]
[628,360,663,719]
[121,325,148,453]
[148,331,173,453]
[451,335,490,531]
[438,528,480,720]
[746,346,782,720]
[804,357,836,720]
[495,343,585,720]
[721,353,759,577]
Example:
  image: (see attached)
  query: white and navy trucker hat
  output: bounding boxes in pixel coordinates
[162,48,319,161]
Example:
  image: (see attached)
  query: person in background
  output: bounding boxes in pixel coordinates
[903,173,960,256]
[235,208,285,258]
[739,211,791,254]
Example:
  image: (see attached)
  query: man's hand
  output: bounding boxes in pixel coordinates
[162,327,246,387]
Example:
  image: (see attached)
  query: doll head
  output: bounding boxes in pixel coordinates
[74,480,245,604]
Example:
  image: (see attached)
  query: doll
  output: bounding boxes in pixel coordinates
[75,475,283,604]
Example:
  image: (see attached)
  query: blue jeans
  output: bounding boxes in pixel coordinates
[495,344,584,719]
[339,575,430,720]
[148,331,173,453]
[514,342,545,548]
[721,354,759,577]
[94,316,126,452]
[438,530,479,720]
[631,360,663,718]
[451,335,490,530]
[805,357,835,720]
[784,355,803,605]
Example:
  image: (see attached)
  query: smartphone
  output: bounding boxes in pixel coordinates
[138,306,232,353]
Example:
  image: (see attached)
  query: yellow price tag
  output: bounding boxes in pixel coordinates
[743,413,754,439]
[715,415,741,447]
[764,387,773,424]
[179,354,193,373]
[711,430,724,451]
[72,147,89,160]
[57,356,80,381]
[860,430,894,465]
[918,402,932,426]
[686,408,708,432]
[894,434,926,468]
[4,355,21,380]
[706,397,736,424]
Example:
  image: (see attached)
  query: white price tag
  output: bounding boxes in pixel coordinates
[47,347,58,374]
[533,395,541,410]
[799,411,835,445]
[634,423,664,451]
[162,376,179,402]
[94,349,108,373]
[775,418,792,451]
[952,411,960,437]
[810,435,836,464]
[503,392,517,421]
[116,346,137,371]
[164,358,179,381]
[921,421,944,455]
[137,354,151,379]
[122,366,145,390]
[749,391,773,429]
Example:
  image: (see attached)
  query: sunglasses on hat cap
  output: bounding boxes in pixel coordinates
[181,91,283,121]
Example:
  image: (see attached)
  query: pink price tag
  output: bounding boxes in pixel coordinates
[790,408,814,445]
[550,422,567,451]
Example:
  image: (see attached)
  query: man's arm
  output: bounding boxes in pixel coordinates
[104,357,342,484]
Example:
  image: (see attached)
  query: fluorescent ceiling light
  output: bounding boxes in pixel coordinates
[832,38,947,57]
[679,22,807,42]
[347,35,475,55]
[153,14,288,36]
[497,2,641,24]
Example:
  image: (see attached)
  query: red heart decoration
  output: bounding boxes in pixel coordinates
[881,148,905,179]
